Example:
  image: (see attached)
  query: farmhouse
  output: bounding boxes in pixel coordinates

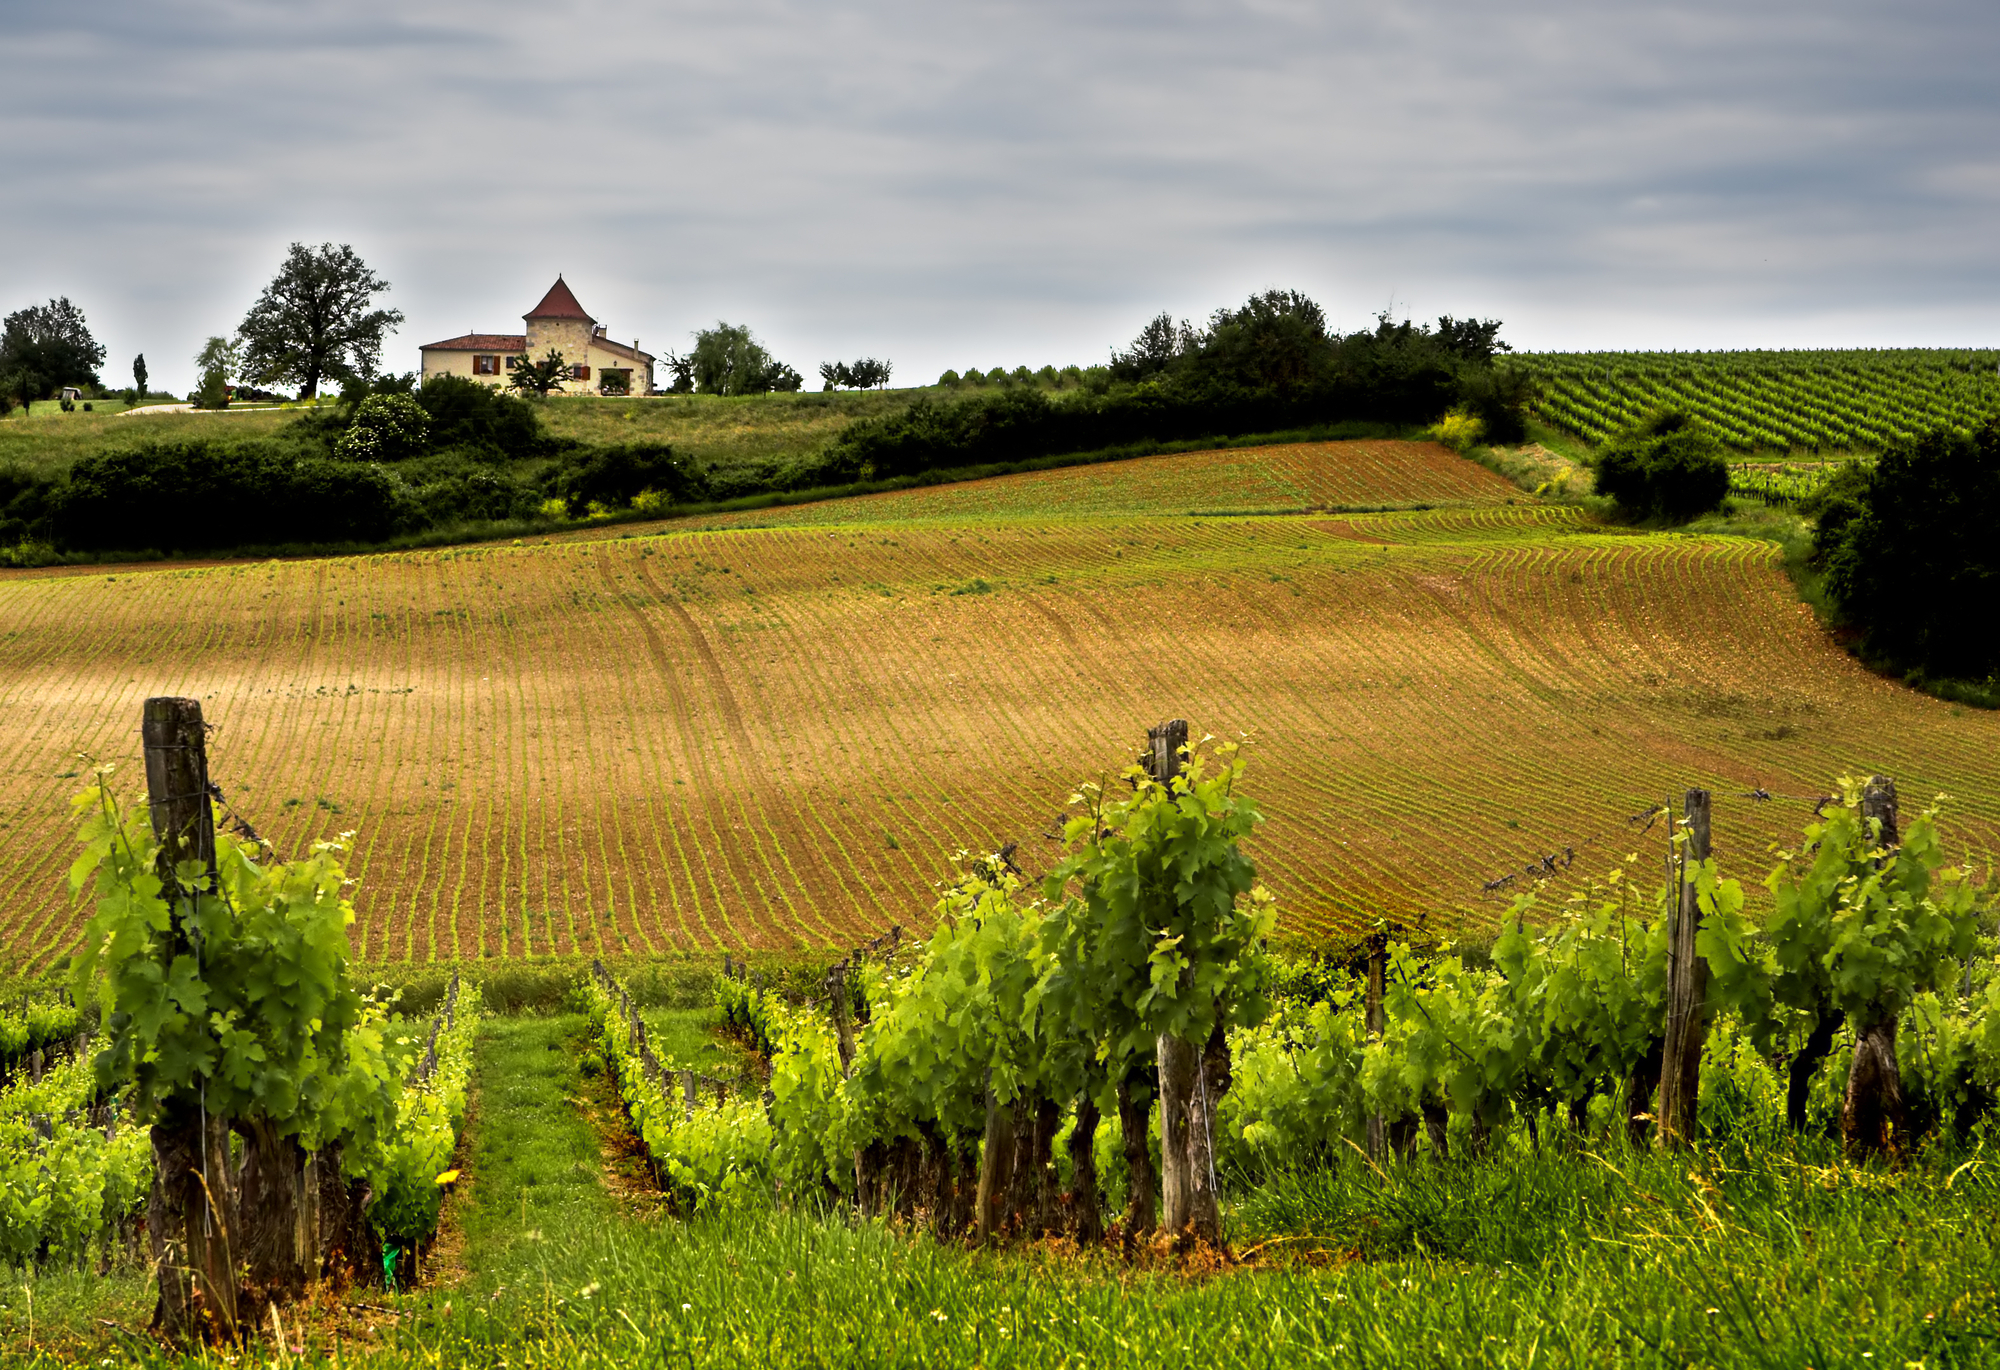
[418,277,656,396]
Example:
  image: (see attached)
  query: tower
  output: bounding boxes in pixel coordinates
[523,276,596,378]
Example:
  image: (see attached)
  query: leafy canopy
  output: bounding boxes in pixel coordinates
[1595,408,1730,522]
[238,242,404,400]
[1,296,105,411]
[1821,419,2000,683]
[1035,737,1275,1070]
[66,772,394,1143]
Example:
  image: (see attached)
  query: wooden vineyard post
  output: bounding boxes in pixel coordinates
[1844,776,1905,1157]
[140,697,239,1344]
[1146,718,1222,1245]
[1657,789,1712,1149]
[1364,932,1388,1162]
[1145,718,1189,785]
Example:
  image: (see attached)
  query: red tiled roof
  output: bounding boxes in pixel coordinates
[590,336,654,364]
[524,276,593,322]
[420,333,526,352]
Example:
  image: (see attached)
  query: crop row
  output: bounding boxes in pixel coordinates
[1519,349,2000,452]
[0,1053,149,1267]
[1,497,1996,966]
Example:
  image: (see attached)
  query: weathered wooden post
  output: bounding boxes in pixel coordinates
[1146,719,1224,1245]
[1365,932,1388,1161]
[141,697,239,1344]
[1657,789,1712,1148]
[975,1069,1017,1243]
[1845,776,1905,1157]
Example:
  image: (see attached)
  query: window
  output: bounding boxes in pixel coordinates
[473,354,500,375]
[572,364,591,381]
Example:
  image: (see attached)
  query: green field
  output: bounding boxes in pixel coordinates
[17,1003,2000,1368]
[0,388,933,485]
[1522,348,2000,453]
[6,393,1999,1368]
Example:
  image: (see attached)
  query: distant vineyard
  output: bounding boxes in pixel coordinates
[1521,349,2000,453]
[1728,460,1851,506]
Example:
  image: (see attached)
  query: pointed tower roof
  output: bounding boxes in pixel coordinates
[524,276,594,323]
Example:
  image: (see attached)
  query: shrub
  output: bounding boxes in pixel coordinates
[937,369,961,387]
[1595,409,1729,522]
[396,455,540,525]
[0,463,57,544]
[335,393,430,462]
[55,439,413,550]
[545,442,709,515]
[1457,363,1538,445]
[1430,409,1485,451]
[1822,418,2000,683]
[413,374,544,460]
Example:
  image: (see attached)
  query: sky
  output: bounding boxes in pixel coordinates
[3,0,1997,395]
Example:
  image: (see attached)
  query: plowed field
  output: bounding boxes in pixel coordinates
[671,438,1523,530]
[1,443,1994,970]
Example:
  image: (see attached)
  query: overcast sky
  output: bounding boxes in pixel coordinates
[4,0,1997,394]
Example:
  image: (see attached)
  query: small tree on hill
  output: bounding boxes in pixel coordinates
[691,323,802,395]
[192,335,242,410]
[133,353,149,401]
[508,348,570,398]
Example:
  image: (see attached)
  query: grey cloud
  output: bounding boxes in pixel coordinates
[4,0,1996,393]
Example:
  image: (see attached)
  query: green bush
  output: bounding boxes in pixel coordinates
[545,442,710,515]
[1821,418,2000,683]
[1594,409,1729,522]
[54,439,414,550]
[414,373,546,461]
[334,393,430,461]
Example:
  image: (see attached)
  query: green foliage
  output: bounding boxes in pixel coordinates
[584,977,771,1212]
[0,1058,150,1266]
[53,438,411,550]
[1494,873,1673,1104]
[335,393,430,462]
[1366,946,1524,1127]
[0,992,82,1068]
[1765,779,1981,1031]
[1036,739,1275,1067]
[508,348,570,398]
[1595,409,1730,522]
[544,442,709,516]
[1221,993,1369,1170]
[1821,418,2000,684]
[237,242,404,400]
[0,297,105,411]
[833,296,1502,480]
[191,336,243,413]
[412,373,545,460]
[367,982,482,1244]
[66,774,369,1133]
[844,863,1047,1151]
[1456,362,1538,444]
[691,324,802,396]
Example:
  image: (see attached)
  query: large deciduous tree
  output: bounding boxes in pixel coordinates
[691,322,802,395]
[1,296,106,413]
[237,243,404,400]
